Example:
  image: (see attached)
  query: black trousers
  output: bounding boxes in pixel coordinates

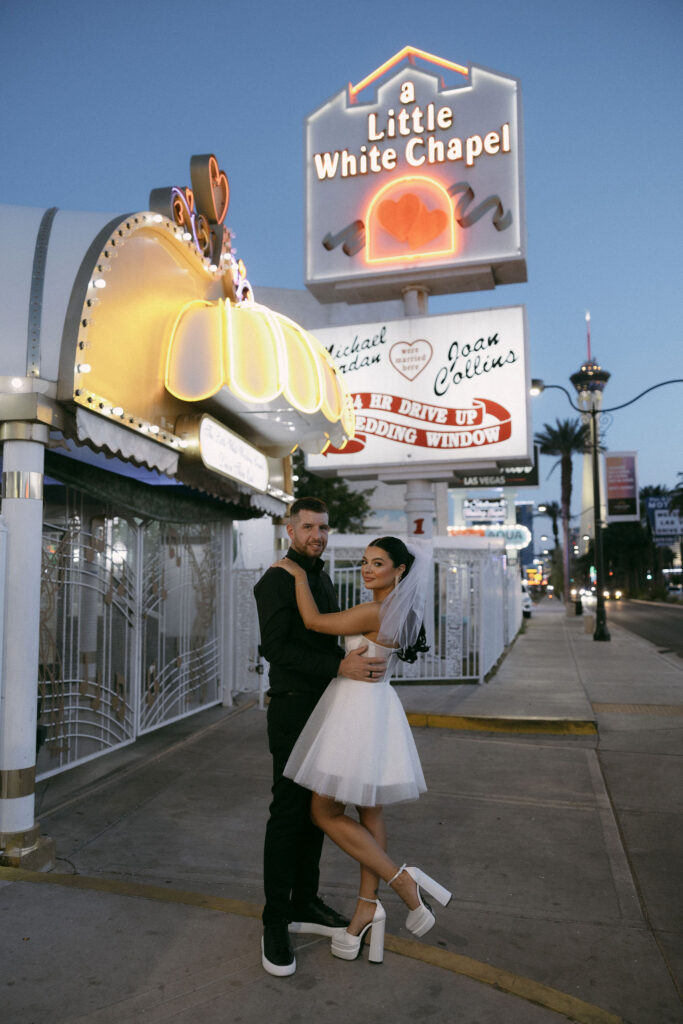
[263,692,325,926]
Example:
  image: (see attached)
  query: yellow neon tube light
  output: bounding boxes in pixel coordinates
[165,300,225,402]
[224,301,286,404]
[349,46,467,103]
[274,314,324,415]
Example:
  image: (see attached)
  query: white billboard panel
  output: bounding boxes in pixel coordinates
[305,49,526,303]
[308,305,531,480]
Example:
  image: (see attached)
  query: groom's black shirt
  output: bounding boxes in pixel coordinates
[254,547,345,698]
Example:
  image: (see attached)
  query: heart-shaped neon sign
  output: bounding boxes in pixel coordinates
[377,193,448,250]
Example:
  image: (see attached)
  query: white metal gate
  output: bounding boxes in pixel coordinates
[37,491,223,779]
[139,521,221,734]
[38,510,138,775]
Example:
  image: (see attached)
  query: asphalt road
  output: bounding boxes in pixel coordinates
[599,598,683,658]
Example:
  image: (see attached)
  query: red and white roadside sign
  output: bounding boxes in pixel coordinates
[308,305,531,481]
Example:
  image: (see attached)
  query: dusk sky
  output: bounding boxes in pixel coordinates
[1,0,681,516]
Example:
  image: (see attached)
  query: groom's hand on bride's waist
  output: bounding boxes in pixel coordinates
[339,644,386,682]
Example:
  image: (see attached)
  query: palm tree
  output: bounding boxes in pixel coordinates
[534,418,590,606]
[539,500,561,549]
[292,449,373,532]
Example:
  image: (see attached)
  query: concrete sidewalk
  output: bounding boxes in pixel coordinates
[1,601,682,1024]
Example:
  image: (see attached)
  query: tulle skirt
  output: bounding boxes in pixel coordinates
[283,675,427,807]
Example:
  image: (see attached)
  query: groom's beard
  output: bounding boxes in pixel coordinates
[291,538,326,561]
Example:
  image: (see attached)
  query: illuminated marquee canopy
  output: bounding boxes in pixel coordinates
[0,154,356,513]
[305,46,526,303]
[60,155,354,461]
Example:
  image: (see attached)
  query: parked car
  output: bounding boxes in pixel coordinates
[521,581,533,618]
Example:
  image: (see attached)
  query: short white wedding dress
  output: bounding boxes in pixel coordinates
[283,635,427,807]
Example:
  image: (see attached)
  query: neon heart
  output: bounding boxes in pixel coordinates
[389,339,433,382]
[377,193,422,243]
[377,192,449,251]
[190,154,230,225]
[407,207,448,250]
[208,157,230,225]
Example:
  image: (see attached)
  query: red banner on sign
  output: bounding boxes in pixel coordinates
[325,393,511,455]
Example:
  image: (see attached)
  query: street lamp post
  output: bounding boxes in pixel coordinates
[588,399,609,635]
[529,375,683,642]
[570,358,611,639]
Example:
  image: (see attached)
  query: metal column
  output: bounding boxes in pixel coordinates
[0,424,55,868]
[405,478,436,539]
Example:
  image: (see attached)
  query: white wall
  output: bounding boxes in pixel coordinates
[257,286,404,330]
[234,517,275,571]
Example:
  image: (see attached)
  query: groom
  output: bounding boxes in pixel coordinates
[254,496,386,976]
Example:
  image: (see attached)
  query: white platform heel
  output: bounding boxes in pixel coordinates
[389,864,452,938]
[331,897,386,963]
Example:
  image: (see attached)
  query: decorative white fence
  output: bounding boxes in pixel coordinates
[17,515,524,779]
[235,535,523,695]
[504,561,523,649]
[327,536,520,684]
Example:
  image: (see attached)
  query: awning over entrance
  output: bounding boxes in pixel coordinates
[165,299,354,454]
[60,209,355,465]
[0,195,355,509]
[42,448,257,522]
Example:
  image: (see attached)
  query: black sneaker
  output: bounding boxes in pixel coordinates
[262,923,296,977]
[289,896,350,937]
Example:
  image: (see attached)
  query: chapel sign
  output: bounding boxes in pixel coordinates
[305,46,526,303]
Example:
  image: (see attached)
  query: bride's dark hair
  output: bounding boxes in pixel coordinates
[370,537,430,663]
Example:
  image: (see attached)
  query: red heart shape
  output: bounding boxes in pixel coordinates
[407,207,448,250]
[190,154,230,225]
[377,193,422,243]
[208,156,230,225]
[376,192,448,251]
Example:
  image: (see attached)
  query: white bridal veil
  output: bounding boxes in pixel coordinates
[376,540,433,651]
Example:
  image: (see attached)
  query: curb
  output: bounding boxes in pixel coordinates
[629,598,683,608]
[406,712,598,735]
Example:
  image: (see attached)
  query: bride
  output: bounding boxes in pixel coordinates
[272,536,451,964]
